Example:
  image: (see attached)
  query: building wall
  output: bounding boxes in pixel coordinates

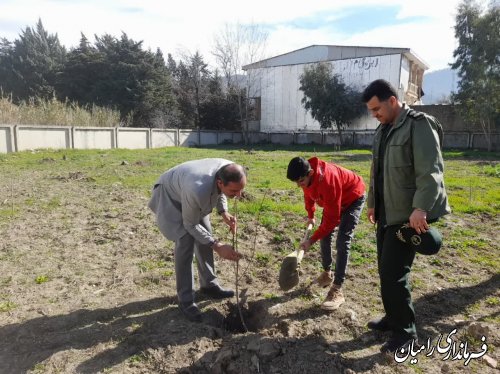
[253,54,403,132]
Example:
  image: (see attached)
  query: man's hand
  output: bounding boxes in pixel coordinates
[220,211,237,234]
[299,239,312,251]
[212,242,242,262]
[367,208,376,224]
[306,217,316,226]
[409,208,429,234]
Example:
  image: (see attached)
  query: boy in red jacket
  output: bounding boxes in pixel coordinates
[287,157,366,310]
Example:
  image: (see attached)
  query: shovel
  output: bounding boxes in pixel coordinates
[278,223,313,291]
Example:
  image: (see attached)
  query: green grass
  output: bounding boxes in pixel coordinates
[485,296,499,306]
[138,260,168,273]
[263,292,279,300]
[1,145,498,277]
[254,252,271,265]
[2,146,497,213]
[128,354,144,363]
[35,275,50,284]
[444,151,500,214]
[0,300,16,312]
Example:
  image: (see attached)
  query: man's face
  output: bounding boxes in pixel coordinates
[366,96,398,124]
[217,177,246,198]
[295,170,314,188]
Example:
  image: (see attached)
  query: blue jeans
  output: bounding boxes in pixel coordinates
[320,194,366,286]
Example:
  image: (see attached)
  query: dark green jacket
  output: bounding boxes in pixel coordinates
[367,104,451,225]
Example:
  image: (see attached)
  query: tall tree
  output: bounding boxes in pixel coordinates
[299,63,364,146]
[55,33,103,104]
[171,51,212,129]
[199,70,239,130]
[0,37,15,96]
[57,32,176,127]
[0,19,66,101]
[451,0,500,151]
[212,23,268,142]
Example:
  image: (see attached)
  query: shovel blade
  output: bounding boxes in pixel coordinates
[278,255,300,291]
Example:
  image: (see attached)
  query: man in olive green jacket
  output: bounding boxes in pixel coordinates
[362,79,450,353]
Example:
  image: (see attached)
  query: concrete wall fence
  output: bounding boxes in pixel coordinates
[0,124,498,153]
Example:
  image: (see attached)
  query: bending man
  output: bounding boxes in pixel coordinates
[149,158,245,322]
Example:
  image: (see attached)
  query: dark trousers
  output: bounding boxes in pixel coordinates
[376,224,417,338]
[320,195,366,286]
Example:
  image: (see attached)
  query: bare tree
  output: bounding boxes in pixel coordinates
[212,23,268,143]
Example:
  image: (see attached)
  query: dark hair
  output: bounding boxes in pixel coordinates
[287,157,311,181]
[217,163,247,185]
[361,79,398,103]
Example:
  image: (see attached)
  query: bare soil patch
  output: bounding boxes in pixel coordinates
[0,168,498,373]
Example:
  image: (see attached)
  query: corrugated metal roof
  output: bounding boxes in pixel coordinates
[243,44,428,70]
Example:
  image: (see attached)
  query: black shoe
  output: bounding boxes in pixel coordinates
[200,286,235,299]
[380,334,416,353]
[367,316,391,332]
[179,302,202,322]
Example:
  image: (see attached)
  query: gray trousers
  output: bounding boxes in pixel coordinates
[175,215,220,304]
[320,194,366,286]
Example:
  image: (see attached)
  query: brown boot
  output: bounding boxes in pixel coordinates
[315,270,333,288]
[321,284,345,311]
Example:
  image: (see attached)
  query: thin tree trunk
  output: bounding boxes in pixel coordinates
[479,118,492,152]
[238,93,248,145]
[336,124,344,149]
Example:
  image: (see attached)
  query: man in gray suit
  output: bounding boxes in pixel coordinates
[149,158,246,322]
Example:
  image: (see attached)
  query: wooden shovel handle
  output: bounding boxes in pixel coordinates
[296,223,314,257]
[302,223,313,241]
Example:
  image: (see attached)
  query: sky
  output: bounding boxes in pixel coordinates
[0,0,473,73]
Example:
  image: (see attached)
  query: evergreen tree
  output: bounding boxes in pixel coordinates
[199,70,239,129]
[0,38,15,96]
[57,32,176,127]
[0,19,66,101]
[451,0,500,151]
[56,33,104,104]
[170,51,212,129]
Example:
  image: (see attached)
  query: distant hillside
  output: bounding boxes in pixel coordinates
[422,68,460,104]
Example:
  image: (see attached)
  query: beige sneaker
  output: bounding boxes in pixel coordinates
[316,270,333,288]
[321,284,345,311]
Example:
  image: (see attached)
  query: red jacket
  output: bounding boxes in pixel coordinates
[303,157,365,243]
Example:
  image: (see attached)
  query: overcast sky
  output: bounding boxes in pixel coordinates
[0,0,476,73]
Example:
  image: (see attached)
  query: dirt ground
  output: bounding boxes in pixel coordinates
[0,166,499,374]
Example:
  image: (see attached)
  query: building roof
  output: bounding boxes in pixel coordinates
[242,44,429,71]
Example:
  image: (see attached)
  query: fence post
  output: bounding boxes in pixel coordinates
[13,125,19,152]
[70,127,75,149]
[7,125,15,153]
[113,127,118,148]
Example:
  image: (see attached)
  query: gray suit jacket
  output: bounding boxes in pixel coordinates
[148,158,231,243]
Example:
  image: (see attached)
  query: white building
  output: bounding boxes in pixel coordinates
[242,45,428,132]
